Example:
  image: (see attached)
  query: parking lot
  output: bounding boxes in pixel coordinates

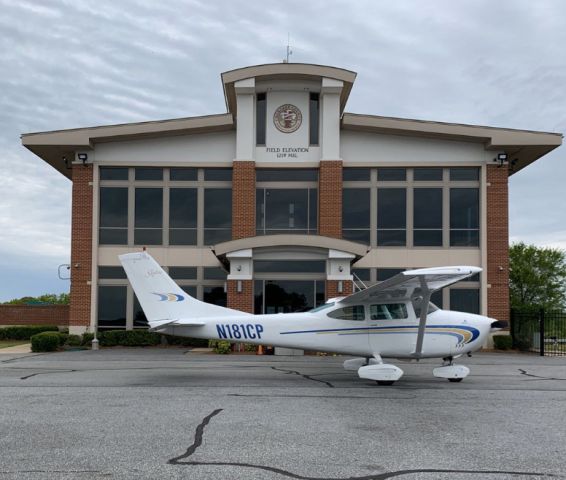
[0,349,565,480]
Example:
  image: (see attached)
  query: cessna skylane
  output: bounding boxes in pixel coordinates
[119,251,505,385]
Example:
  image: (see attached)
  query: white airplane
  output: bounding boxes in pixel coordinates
[119,251,505,385]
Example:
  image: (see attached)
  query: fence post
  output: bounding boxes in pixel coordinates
[539,308,545,357]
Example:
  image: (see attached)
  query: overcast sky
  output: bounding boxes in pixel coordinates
[0,0,564,301]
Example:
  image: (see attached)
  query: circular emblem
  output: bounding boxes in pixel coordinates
[273,104,302,133]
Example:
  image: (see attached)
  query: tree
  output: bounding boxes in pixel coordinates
[509,242,566,310]
[3,293,70,305]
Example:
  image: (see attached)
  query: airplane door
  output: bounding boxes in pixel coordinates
[367,303,411,355]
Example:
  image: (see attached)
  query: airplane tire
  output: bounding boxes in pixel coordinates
[448,378,463,383]
[376,381,395,386]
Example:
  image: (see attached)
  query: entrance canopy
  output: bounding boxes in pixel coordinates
[213,234,369,281]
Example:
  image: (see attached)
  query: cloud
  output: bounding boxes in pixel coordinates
[0,0,565,300]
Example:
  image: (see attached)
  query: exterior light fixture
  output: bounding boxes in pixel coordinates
[338,265,344,273]
[494,152,508,167]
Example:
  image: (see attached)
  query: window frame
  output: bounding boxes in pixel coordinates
[342,167,480,248]
[98,167,232,247]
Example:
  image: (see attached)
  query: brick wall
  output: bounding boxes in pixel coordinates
[232,161,256,239]
[318,161,343,238]
[326,280,353,301]
[226,280,254,313]
[0,305,69,327]
[486,165,509,322]
[69,164,93,329]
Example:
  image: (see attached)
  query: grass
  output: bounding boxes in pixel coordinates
[0,340,29,349]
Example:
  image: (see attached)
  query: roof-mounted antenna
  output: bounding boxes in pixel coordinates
[283,33,292,63]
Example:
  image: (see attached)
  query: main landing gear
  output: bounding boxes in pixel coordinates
[344,355,404,386]
[343,355,470,385]
[432,356,470,382]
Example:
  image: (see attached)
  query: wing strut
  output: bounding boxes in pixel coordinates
[412,276,431,359]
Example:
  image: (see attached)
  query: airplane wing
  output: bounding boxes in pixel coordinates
[340,266,482,358]
[340,266,482,305]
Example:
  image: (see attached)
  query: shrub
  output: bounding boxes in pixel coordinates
[57,333,69,346]
[66,335,82,347]
[97,330,161,347]
[243,343,257,352]
[162,335,208,347]
[31,332,60,352]
[81,332,94,346]
[209,340,231,354]
[493,335,513,350]
[0,325,58,341]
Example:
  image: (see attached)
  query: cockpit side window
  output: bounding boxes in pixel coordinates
[327,305,365,321]
[370,303,408,320]
[412,296,439,318]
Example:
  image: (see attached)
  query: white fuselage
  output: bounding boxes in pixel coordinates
[161,304,493,359]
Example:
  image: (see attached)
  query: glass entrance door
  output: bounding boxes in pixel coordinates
[254,280,325,314]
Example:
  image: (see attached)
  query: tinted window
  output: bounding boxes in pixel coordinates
[343,168,371,181]
[376,268,404,281]
[377,188,406,246]
[256,93,266,145]
[100,167,128,180]
[168,267,197,279]
[254,260,326,273]
[203,267,228,280]
[100,188,128,228]
[98,266,126,279]
[414,188,443,246]
[328,305,365,321]
[450,168,479,181]
[370,303,408,320]
[414,168,443,181]
[204,169,232,181]
[135,188,162,245]
[170,168,198,181]
[378,168,406,181]
[450,289,480,314]
[256,169,318,182]
[98,286,127,328]
[203,286,227,307]
[99,187,128,245]
[343,188,370,243]
[257,188,316,234]
[309,92,319,145]
[169,188,197,245]
[204,189,232,244]
[135,168,163,181]
[352,268,371,281]
[133,294,148,328]
[450,188,479,246]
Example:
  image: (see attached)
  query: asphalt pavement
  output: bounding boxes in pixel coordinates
[0,348,565,480]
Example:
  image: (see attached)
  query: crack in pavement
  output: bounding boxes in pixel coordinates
[518,369,566,381]
[0,470,107,475]
[20,369,77,380]
[271,366,335,388]
[168,409,223,464]
[169,409,561,479]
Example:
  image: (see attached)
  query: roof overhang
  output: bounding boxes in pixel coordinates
[221,63,357,117]
[21,113,235,178]
[342,113,563,174]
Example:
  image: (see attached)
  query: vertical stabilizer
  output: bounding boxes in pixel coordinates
[119,252,245,325]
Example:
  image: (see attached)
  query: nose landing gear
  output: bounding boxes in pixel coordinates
[433,356,470,382]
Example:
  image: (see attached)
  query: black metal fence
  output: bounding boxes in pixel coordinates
[510,309,566,356]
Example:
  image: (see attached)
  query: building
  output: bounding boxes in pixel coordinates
[22,63,562,335]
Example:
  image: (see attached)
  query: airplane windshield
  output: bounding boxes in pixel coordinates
[412,296,439,318]
[309,302,335,313]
